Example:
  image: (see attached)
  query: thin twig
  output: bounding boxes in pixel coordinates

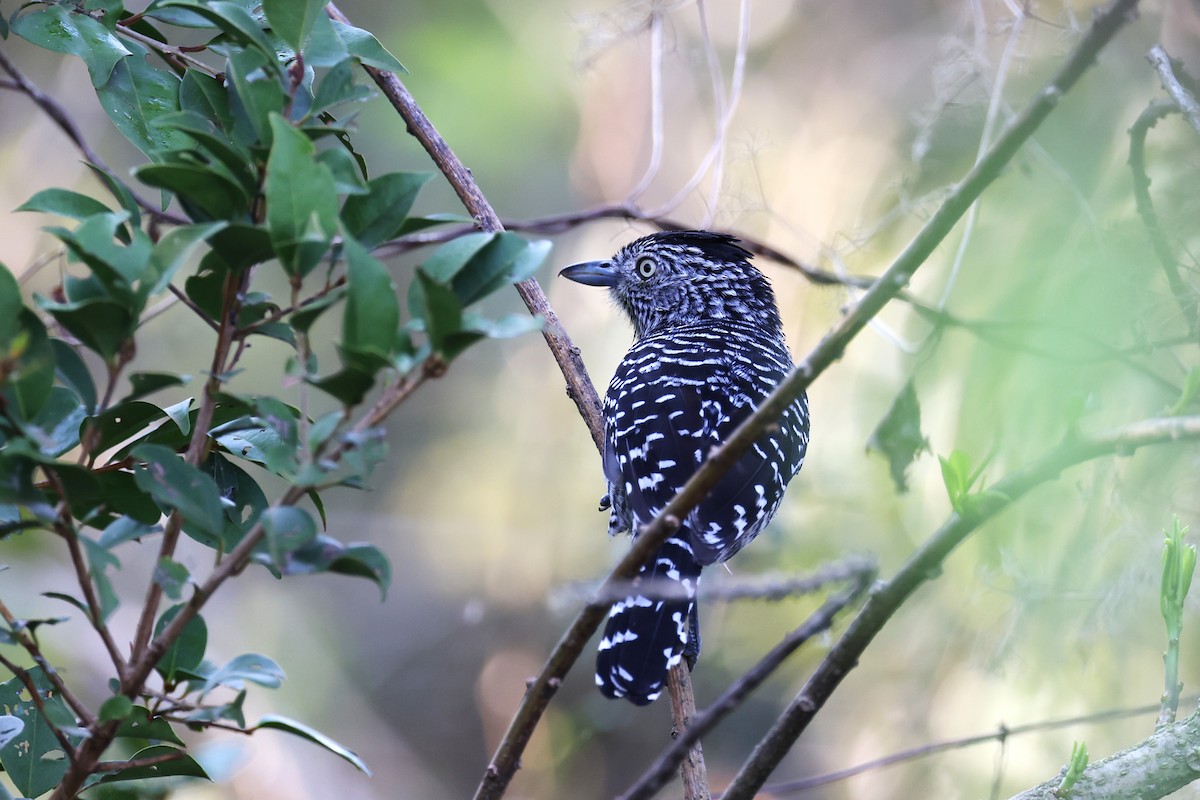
[619,567,876,800]
[666,663,710,800]
[762,699,1180,796]
[1127,98,1198,341]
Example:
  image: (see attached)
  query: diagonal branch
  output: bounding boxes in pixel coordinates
[720,416,1200,799]
[472,0,1142,794]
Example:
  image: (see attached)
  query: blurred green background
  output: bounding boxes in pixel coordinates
[3,0,1200,797]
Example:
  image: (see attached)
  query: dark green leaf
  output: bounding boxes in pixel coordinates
[94,744,208,784]
[342,236,398,360]
[136,163,250,221]
[255,714,371,774]
[265,114,338,277]
[866,378,929,493]
[11,4,130,87]
[180,70,236,134]
[38,296,134,361]
[341,172,432,249]
[113,706,185,745]
[142,222,227,303]
[2,307,56,420]
[17,188,112,221]
[262,0,325,52]
[205,224,275,273]
[152,0,276,62]
[290,287,346,333]
[212,417,297,476]
[226,47,287,146]
[154,604,207,683]
[410,269,463,354]
[96,45,188,159]
[87,400,176,455]
[133,444,225,540]
[121,372,191,404]
[82,537,121,621]
[307,365,375,406]
[50,339,98,413]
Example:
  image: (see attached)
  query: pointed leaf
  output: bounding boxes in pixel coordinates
[133,444,225,540]
[340,172,432,249]
[256,714,371,774]
[265,115,338,277]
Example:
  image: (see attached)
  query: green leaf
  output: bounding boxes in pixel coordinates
[154,604,207,683]
[82,537,121,621]
[136,163,250,221]
[152,0,277,63]
[340,172,432,249]
[20,386,86,457]
[84,163,142,228]
[51,339,98,412]
[0,667,80,797]
[938,450,971,513]
[260,506,317,569]
[226,47,287,146]
[94,744,208,784]
[180,70,237,134]
[2,307,56,420]
[311,59,373,114]
[201,653,285,695]
[342,236,398,360]
[307,365,375,406]
[96,44,188,159]
[121,372,192,404]
[11,4,131,87]
[39,296,134,362]
[262,0,325,52]
[410,269,463,355]
[265,114,338,277]
[866,379,929,493]
[98,515,159,549]
[264,535,390,599]
[317,146,368,195]
[133,444,225,540]
[99,695,134,723]
[154,557,191,600]
[290,287,346,333]
[256,714,371,774]
[87,400,176,455]
[17,188,112,221]
[113,706,185,745]
[331,19,405,72]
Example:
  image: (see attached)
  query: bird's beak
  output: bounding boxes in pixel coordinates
[559,260,618,287]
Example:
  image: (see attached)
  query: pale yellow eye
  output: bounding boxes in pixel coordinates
[636,257,656,279]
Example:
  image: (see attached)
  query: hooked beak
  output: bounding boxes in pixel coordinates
[559,260,618,287]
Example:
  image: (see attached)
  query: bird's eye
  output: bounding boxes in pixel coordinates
[635,257,657,279]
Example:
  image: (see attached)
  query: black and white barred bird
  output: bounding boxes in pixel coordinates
[560,230,810,705]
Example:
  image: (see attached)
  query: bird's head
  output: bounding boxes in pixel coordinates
[559,230,783,339]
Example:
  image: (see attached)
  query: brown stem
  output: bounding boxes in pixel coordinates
[666,664,709,800]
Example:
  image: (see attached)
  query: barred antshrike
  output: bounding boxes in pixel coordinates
[560,230,810,705]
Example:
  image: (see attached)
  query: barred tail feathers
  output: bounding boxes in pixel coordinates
[596,534,703,705]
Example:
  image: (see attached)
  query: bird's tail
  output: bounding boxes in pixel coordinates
[596,534,703,705]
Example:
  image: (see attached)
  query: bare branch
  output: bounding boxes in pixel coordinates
[1148,45,1200,134]
[666,663,710,800]
[764,700,1178,796]
[1128,98,1199,341]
